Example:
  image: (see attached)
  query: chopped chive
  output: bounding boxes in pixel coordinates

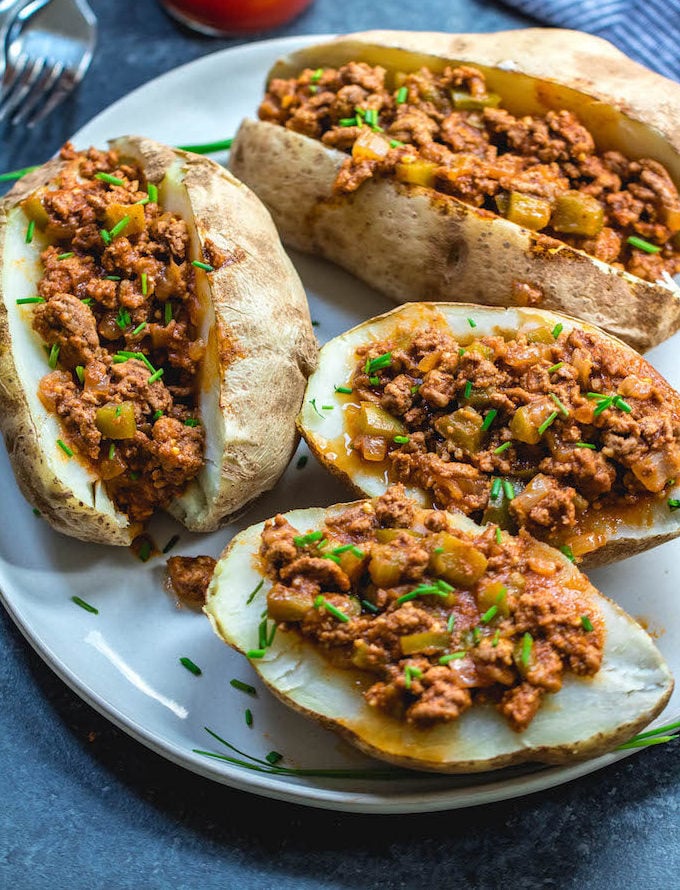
[447,612,456,632]
[180,656,202,676]
[463,380,472,399]
[15,296,44,304]
[502,479,515,501]
[339,117,358,127]
[560,544,576,562]
[138,540,151,562]
[390,139,404,148]
[25,219,35,243]
[246,579,264,605]
[492,629,501,647]
[439,652,466,664]
[230,679,257,695]
[538,411,558,436]
[164,302,173,324]
[140,272,148,295]
[266,751,283,765]
[581,615,594,631]
[622,720,680,743]
[176,138,234,154]
[105,275,121,281]
[668,498,680,511]
[129,471,139,481]
[296,455,308,469]
[321,553,342,564]
[57,252,74,260]
[547,362,564,373]
[361,599,379,613]
[244,709,253,727]
[552,323,563,339]
[94,172,125,186]
[72,596,98,614]
[135,197,149,206]
[100,228,111,245]
[393,435,410,444]
[116,307,131,329]
[132,321,147,336]
[576,442,596,449]
[152,409,164,421]
[184,418,200,427]
[396,583,451,605]
[0,164,39,182]
[310,67,323,83]
[335,385,352,394]
[80,298,94,306]
[613,395,632,413]
[617,735,678,750]
[321,404,334,411]
[396,86,408,104]
[32,507,41,516]
[549,393,569,416]
[48,343,60,369]
[480,605,498,624]
[481,409,497,431]
[191,260,214,272]
[467,317,476,328]
[495,527,502,545]
[494,441,512,455]
[246,649,266,659]
[309,398,325,418]
[365,352,392,374]
[404,664,423,689]
[458,347,466,357]
[627,235,661,254]
[57,439,73,457]
[148,368,164,384]
[314,594,350,623]
[433,547,444,554]
[162,534,180,554]
[294,530,324,546]
[593,396,613,416]
[521,632,533,666]
[108,443,116,460]
[490,477,502,499]
[368,376,380,386]
[410,384,420,395]
[109,216,130,239]
[258,617,268,650]
[147,182,158,203]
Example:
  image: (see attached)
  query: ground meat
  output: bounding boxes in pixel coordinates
[33,292,100,367]
[26,144,205,519]
[259,490,604,733]
[166,555,216,605]
[261,63,680,281]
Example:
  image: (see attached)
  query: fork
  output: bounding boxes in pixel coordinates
[0,0,96,127]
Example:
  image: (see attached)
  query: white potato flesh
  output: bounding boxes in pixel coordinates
[205,503,673,773]
[298,302,680,567]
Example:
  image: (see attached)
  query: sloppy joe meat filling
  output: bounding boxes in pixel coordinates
[260,487,604,731]
[260,62,680,282]
[344,320,680,547]
[24,144,217,521]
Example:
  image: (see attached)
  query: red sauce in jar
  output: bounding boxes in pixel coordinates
[160,0,314,34]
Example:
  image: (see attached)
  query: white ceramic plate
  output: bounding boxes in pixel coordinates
[1,35,679,814]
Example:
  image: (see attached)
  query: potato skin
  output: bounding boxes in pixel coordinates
[205,502,674,774]
[230,29,680,353]
[0,137,317,543]
[296,301,680,569]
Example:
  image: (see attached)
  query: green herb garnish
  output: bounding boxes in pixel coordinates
[16,296,44,304]
[94,172,125,186]
[494,441,512,455]
[552,323,563,339]
[396,86,408,104]
[109,215,130,239]
[439,652,466,664]
[365,352,392,374]
[180,657,202,676]
[57,439,73,457]
[246,579,264,605]
[162,535,180,554]
[25,219,35,243]
[627,235,661,254]
[314,594,350,623]
[481,409,497,431]
[538,411,558,436]
[191,259,214,272]
[294,530,324,547]
[72,596,98,614]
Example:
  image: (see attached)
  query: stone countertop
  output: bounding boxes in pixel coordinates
[1,1,679,887]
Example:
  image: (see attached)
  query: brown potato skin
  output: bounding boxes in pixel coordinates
[230,29,680,353]
[0,138,318,543]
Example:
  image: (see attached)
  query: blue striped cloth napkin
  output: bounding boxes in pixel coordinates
[503,0,678,80]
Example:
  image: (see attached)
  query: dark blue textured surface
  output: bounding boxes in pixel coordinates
[2,2,680,887]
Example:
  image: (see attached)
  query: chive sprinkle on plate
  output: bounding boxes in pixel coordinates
[180,657,202,676]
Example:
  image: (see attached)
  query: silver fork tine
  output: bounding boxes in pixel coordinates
[0,50,28,96]
[0,54,44,120]
[11,58,62,124]
[26,66,76,127]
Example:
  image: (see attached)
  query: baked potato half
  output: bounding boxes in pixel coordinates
[298,302,680,568]
[0,136,317,544]
[205,490,673,773]
[230,29,680,352]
